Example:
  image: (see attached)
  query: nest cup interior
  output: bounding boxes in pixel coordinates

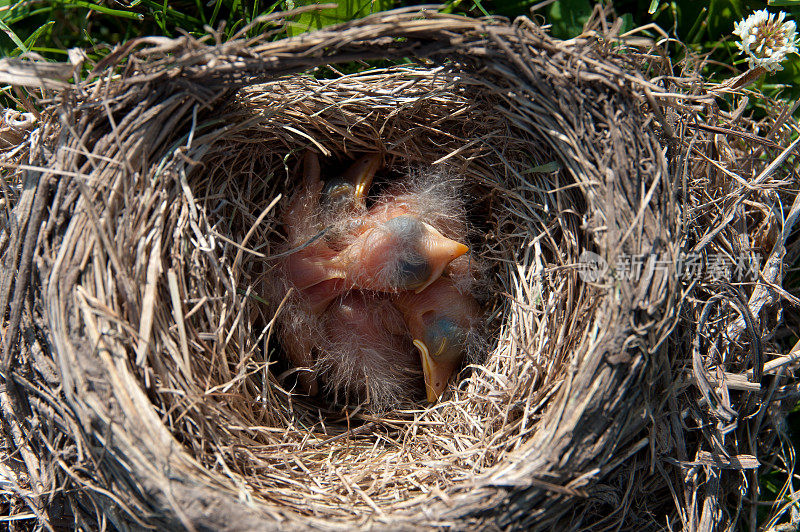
[139,65,591,515]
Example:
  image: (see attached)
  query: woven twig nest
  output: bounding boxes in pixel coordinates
[2,8,798,530]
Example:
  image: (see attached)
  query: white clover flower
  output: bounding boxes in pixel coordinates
[733,9,798,72]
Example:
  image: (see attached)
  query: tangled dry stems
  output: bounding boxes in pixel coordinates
[0,7,798,530]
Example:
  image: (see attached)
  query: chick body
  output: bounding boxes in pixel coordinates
[317,292,422,407]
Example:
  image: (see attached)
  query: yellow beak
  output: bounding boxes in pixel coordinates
[414,339,457,403]
[344,154,382,207]
[414,225,469,294]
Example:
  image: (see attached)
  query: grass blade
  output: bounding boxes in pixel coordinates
[0,17,27,53]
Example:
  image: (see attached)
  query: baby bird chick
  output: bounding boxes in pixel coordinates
[395,277,481,402]
[279,153,383,312]
[275,153,388,395]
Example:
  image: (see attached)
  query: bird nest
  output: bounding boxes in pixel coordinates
[2,8,799,530]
